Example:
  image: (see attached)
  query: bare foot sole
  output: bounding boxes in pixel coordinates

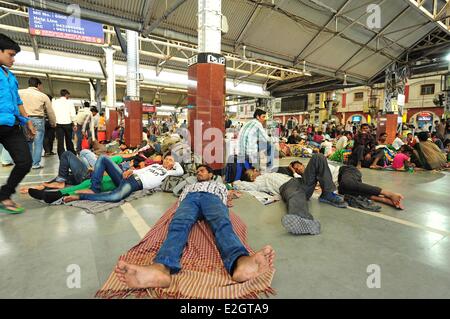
[63,196,79,203]
[75,189,95,195]
[42,182,65,189]
[370,165,383,170]
[114,261,171,289]
[232,245,275,282]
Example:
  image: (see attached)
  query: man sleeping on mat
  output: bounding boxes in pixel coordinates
[115,165,275,288]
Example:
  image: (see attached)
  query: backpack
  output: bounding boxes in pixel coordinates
[224,155,252,183]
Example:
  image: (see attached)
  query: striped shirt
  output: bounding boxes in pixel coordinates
[238,119,277,160]
[179,181,228,206]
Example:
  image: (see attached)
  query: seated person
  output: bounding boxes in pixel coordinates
[406,132,417,148]
[414,132,449,170]
[391,145,415,171]
[350,124,377,169]
[337,165,404,209]
[287,129,301,144]
[115,165,275,288]
[431,133,444,150]
[234,154,346,235]
[370,133,389,169]
[63,154,183,203]
[320,138,333,158]
[391,132,405,151]
[335,131,353,151]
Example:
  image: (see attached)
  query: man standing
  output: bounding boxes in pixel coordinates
[53,89,77,157]
[82,106,100,141]
[238,109,278,169]
[19,77,56,169]
[75,102,91,153]
[0,34,34,213]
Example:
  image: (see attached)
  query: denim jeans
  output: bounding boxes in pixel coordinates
[154,192,249,275]
[79,149,98,168]
[79,155,142,202]
[76,124,83,153]
[28,117,45,167]
[57,151,89,185]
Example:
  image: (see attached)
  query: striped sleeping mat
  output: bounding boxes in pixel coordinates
[96,202,276,299]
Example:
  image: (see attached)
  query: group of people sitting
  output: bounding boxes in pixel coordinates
[281,123,450,172]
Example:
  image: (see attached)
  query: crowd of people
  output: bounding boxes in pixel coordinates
[1,33,450,291]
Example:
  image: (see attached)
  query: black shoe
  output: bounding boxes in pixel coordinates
[43,191,64,204]
[28,188,45,200]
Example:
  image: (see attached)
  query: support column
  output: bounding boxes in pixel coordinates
[188,0,225,170]
[103,46,117,140]
[381,63,409,143]
[124,30,142,148]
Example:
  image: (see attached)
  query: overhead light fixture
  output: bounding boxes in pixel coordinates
[445,53,450,62]
[343,73,348,86]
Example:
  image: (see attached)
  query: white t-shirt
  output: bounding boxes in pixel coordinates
[392,137,404,151]
[133,162,184,189]
[335,136,348,151]
[53,97,76,125]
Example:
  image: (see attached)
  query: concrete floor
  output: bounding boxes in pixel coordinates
[0,155,449,299]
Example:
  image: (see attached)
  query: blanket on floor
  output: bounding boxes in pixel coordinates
[95,202,276,299]
[52,189,159,214]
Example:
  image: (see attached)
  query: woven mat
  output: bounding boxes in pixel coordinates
[96,202,276,299]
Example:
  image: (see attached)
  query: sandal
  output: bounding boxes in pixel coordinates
[0,200,25,214]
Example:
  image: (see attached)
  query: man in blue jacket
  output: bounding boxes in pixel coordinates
[0,34,35,214]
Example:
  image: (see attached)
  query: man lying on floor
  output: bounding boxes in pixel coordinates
[337,165,404,210]
[57,154,183,203]
[115,165,275,288]
[233,154,347,235]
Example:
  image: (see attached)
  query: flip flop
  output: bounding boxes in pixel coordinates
[0,202,25,214]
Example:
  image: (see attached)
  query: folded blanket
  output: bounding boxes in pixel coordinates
[52,189,159,214]
[96,202,276,299]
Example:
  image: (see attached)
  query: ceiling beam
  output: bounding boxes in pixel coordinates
[141,0,156,31]
[335,5,411,73]
[142,0,188,37]
[293,0,354,65]
[404,0,450,34]
[235,0,264,47]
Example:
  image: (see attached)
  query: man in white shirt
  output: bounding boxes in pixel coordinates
[53,89,77,157]
[75,102,91,153]
[82,106,100,141]
[391,132,405,151]
[234,154,346,235]
[115,164,275,288]
[335,131,353,151]
[64,154,183,203]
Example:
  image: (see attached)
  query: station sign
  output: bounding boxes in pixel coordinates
[28,7,104,44]
[188,53,226,67]
[142,104,156,113]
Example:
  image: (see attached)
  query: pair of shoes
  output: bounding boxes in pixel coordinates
[281,214,321,235]
[344,195,382,212]
[319,192,348,208]
[32,165,43,169]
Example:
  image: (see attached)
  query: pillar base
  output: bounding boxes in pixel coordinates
[124,100,143,148]
[377,113,398,144]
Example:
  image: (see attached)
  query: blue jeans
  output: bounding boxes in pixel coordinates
[154,192,249,275]
[79,156,142,202]
[76,124,83,153]
[28,117,45,167]
[56,151,89,185]
[79,149,98,168]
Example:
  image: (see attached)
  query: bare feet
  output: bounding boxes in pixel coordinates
[75,189,95,195]
[42,181,65,189]
[114,260,171,289]
[20,185,45,194]
[63,196,80,203]
[232,245,275,283]
[370,165,383,170]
